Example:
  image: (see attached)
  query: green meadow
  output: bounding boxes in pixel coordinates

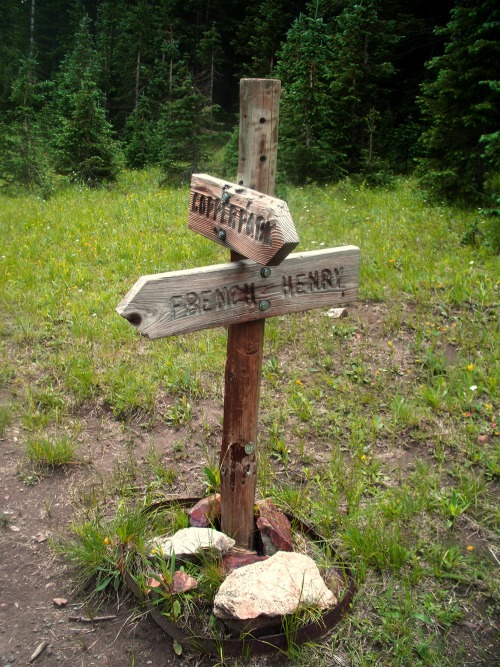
[1,171,498,665]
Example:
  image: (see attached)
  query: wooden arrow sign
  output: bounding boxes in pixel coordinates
[188,174,299,266]
[117,246,360,339]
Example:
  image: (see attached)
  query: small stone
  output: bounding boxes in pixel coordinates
[256,499,293,555]
[214,551,337,635]
[9,526,20,532]
[171,570,198,594]
[52,598,67,607]
[146,570,198,596]
[326,307,348,318]
[148,527,235,560]
[188,494,221,527]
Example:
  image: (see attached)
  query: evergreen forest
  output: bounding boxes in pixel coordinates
[0,0,499,209]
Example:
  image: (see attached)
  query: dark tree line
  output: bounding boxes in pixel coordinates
[0,0,498,206]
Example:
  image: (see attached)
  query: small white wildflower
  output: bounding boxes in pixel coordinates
[469,385,477,391]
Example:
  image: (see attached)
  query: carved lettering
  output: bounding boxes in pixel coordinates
[245,212,255,237]
[169,264,347,322]
[201,290,213,311]
[282,275,293,296]
[212,198,221,221]
[281,267,344,297]
[334,267,343,287]
[308,271,320,291]
[186,292,201,314]
[215,287,229,309]
[238,208,247,233]
[321,269,333,289]
[198,195,206,215]
[171,295,183,318]
[295,273,306,294]
[191,188,281,248]
[191,192,199,211]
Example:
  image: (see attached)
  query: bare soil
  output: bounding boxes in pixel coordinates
[0,406,233,667]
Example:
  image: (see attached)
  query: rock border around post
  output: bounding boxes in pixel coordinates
[122,497,356,658]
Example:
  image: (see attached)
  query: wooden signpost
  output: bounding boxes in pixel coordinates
[117,79,360,548]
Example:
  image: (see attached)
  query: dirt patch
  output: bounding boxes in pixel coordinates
[0,413,214,666]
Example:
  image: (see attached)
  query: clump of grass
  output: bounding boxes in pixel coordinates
[25,433,77,466]
[58,502,154,595]
[0,404,11,436]
[343,513,410,574]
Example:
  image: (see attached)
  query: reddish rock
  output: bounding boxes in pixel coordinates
[146,571,198,596]
[171,570,198,594]
[145,575,165,595]
[256,499,293,555]
[188,494,221,527]
[222,550,269,575]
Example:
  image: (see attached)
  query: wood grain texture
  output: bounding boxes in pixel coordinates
[188,173,298,266]
[219,79,283,547]
[116,246,360,339]
[237,79,281,193]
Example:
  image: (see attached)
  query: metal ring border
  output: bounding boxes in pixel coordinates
[122,497,357,658]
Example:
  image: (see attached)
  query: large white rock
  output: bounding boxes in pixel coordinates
[149,527,235,560]
[213,551,337,634]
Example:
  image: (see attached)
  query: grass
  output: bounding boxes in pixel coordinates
[25,433,77,467]
[1,170,499,665]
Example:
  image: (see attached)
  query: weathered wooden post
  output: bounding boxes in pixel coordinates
[117,78,360,551]
[220,79,280,548]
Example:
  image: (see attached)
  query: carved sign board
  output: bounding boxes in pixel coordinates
[117,246,360,339]
[188,174,299,266]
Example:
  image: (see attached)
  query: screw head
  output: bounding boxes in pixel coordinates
[244,442,255,455]
[259,300,271,312]
[217,229,226,241]
[260,266,272,278]
[221,191,230,204]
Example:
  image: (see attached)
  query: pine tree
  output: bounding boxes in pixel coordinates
[156,64,217,179]
[0,56,52,189]
[53,16,119,186]
[123,97,157,168]
[275,13,342,183]
[418,1,500,201]
[234,0,305,77]
[196,23,224,105]
[328,0,399,174]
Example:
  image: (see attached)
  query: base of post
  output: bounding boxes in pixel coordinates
[124,497,357,658]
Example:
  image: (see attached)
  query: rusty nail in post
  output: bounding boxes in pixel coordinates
[260,267,271,278]
[259,300,270,312]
